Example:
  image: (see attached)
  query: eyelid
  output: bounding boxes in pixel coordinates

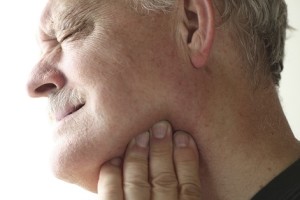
[37,29,60,54]
[58,18,95,43]
[38,35,58,54]
[39,40,59,56]
[57,31,74,43]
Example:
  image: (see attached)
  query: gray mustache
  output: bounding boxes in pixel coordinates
[48,89,85,120]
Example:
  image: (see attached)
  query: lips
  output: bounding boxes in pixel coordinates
[55,104,85,121]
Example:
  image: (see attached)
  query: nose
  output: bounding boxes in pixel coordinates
[27,60,66,97]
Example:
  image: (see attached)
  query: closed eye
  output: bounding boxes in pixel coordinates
[59,32,74,43]
[58,19,95,43]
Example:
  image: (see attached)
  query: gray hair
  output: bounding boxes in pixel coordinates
[129,0,288,86]
[127,0,176,12]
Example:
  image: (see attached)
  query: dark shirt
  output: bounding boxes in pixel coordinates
[252,159,300,200]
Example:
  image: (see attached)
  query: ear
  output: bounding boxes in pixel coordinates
[179,0,215,68]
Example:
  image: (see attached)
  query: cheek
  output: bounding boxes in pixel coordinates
[51,109,154,192]
[50,115,130,191]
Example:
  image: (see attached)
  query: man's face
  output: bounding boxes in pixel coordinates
[27,0,185,192]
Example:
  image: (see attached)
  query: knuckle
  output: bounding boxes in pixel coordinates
[175,162,200,177]
[175,150,198,162]
[180,183,201,198]
[124,181,151,190]
[151,150,168,160]
[152,172,178,188]
[124,163,148,181]
[150,141,172,155]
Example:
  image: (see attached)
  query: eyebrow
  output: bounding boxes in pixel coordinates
[40,2,96,41]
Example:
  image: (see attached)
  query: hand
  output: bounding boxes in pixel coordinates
[98,121,201,200]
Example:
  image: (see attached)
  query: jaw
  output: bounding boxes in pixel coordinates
[49,101,172,192]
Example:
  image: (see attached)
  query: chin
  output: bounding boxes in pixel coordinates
[51,161,100,193]
[50,143,101,193]
[48,106,166,193]
[51,125,127,193]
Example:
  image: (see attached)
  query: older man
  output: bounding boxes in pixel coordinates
[27,0,300,199]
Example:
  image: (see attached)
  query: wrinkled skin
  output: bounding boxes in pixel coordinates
[27,0,193,192]
[98,121,202,200]
[27,0,300,198]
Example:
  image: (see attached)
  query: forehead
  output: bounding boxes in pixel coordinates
[42,0,101,16]
[40,0,103,35]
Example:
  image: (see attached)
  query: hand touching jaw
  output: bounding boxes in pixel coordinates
[98,121,202,200]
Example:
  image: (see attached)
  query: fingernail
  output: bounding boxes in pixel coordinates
[175,132,189,147]
[152,121,168,139]
[110,158,122,166]
[135,132,149,148]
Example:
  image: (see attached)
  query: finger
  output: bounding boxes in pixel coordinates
[123,132,151,200]
[150,121,178,200]
[174,131,201,200]
[98,158,123,200]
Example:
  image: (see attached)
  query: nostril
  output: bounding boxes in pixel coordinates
[35,83,57,94]
[27,65,66,97]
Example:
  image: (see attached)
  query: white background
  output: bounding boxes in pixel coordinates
[0,1,299,199]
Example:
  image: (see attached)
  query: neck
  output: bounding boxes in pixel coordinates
[169,81,300,200]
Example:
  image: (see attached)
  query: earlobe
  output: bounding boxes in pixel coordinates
[182,0,215,68]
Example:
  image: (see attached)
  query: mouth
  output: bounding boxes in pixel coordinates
[55,104,85,122]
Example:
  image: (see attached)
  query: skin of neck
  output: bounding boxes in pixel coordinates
[166,29,300,200]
